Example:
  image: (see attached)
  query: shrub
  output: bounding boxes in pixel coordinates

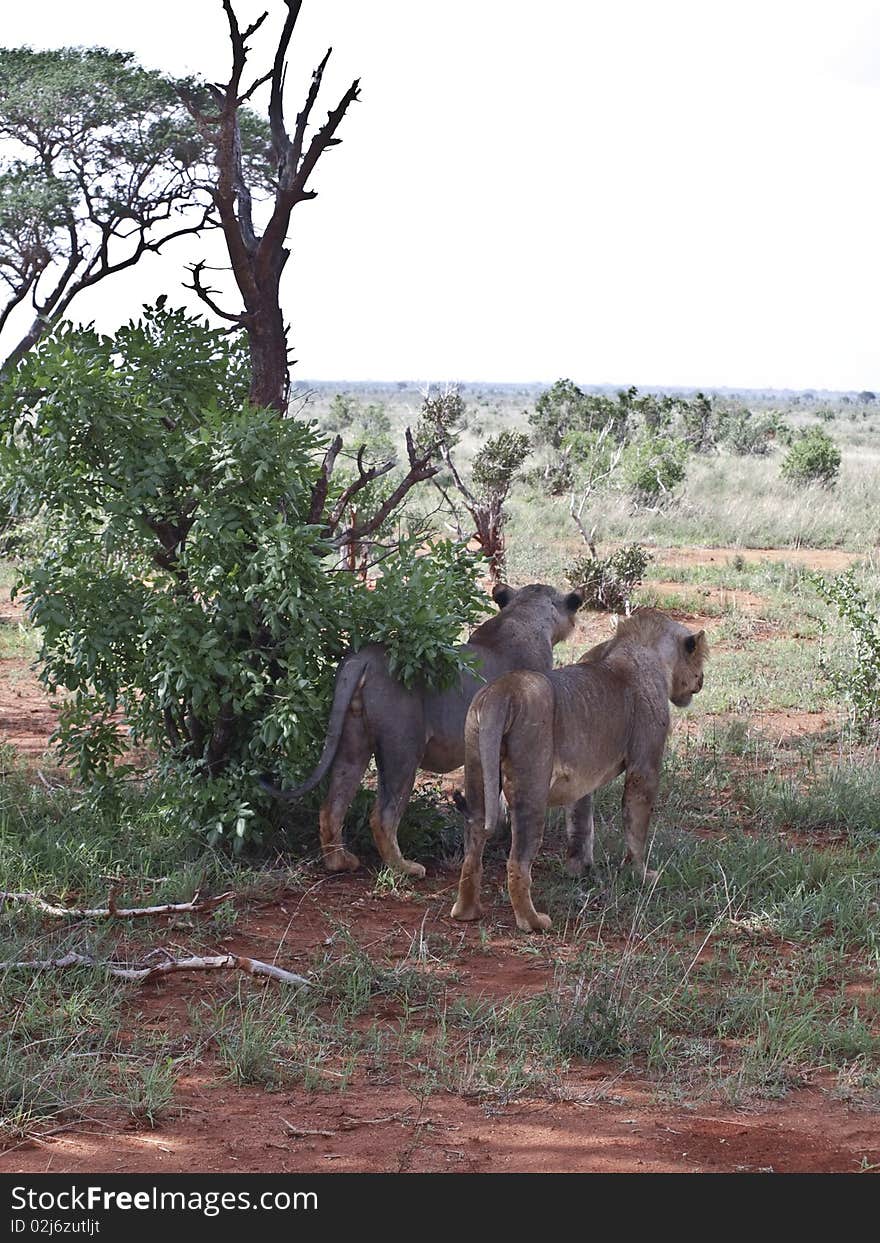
[679,391,717,454]
[780,427,841,487]
[622,434,688,505]
[567,543,653,612]
[812,569,880,739]
[0,307,485,846]
[530,384,729,498]
[529,379,621,449]
[419,391,530,580]
[327,396,394,459]
[530,381,683,451]
[723,409,788,456]
[525,456,576,497]
[471,430,531,499]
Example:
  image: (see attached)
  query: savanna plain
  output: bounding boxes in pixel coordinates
[2,383,880,1174]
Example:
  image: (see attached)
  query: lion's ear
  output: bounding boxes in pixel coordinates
[493,583,516,609]
[565,589,585,613]
[685,629,705,654]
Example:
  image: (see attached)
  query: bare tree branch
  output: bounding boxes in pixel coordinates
[238,67,273,105]
[307,433,343,524]
[1,888,233,920]
[178,1,359,411]
[0,948,309,987]
[330,429,439,549]
[326,446,396,533]
[568,419,625,548]
[184,259,247,323]
[289,74,361,203]
[290,46,332,173]
[268,0,304,163]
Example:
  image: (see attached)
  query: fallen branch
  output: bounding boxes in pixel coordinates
[281,1120,336,1138]
[0,948,309,987]
[0,888,234,920]
[280,1110,439,1139]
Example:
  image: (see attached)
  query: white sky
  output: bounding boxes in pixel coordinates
[2,0,879,390]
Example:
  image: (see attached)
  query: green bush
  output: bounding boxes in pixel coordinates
[567,542,653,612]
[530,381,682,451]
[622,434,688,505]
[529,379,622,448]
[524,456,576,497]
[471,430,531,499]
[0,306,485,846]
[530,383,731,499]
[322,394,394,459]
[723,409,788,456]
[780,427,841,487]
[679,391,717,454]
[812,569,880,739]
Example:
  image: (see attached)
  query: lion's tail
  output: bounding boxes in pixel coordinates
[259,650,370,802]
[465,686,510,838]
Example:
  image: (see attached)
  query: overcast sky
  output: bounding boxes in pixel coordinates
[3,0,880,389]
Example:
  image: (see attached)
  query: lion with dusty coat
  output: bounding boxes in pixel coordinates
[262,583,584,877]
[451,609,708,932]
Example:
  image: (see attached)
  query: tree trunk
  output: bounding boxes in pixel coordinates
[247,296,289,413]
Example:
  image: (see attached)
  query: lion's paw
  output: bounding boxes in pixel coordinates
[451,900,482,922]
[516,911,552,933]
[325,848,361,873]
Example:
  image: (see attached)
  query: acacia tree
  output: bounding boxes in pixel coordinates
[0,47,228,372]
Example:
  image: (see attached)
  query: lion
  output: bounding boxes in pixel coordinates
[451,608,708,931]
[261,583,584,878]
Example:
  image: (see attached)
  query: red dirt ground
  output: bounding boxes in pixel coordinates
[3,878,879,1175]
[2,552,879,1175]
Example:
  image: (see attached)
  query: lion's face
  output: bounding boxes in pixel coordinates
[669,630,707,708]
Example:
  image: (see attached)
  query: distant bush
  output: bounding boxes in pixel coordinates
[525,456,576,496]
[530,381,692,451]
[780,427,841,488]
[622,434,688,505]
[679,391,717,454]
[568,543,653,612]
[723,409,789,456]
[322,394,394,458]
[530,379,629,448]
[471,430,531,498]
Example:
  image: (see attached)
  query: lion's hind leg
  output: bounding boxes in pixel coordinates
[371,733,425,879]
[451,761,491,921]
[621,767,661,884]
[565,793,595,877]
[506,783,553,933]
[452,705,492,921]
[451,814,492,921]
[319,705,372,872]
